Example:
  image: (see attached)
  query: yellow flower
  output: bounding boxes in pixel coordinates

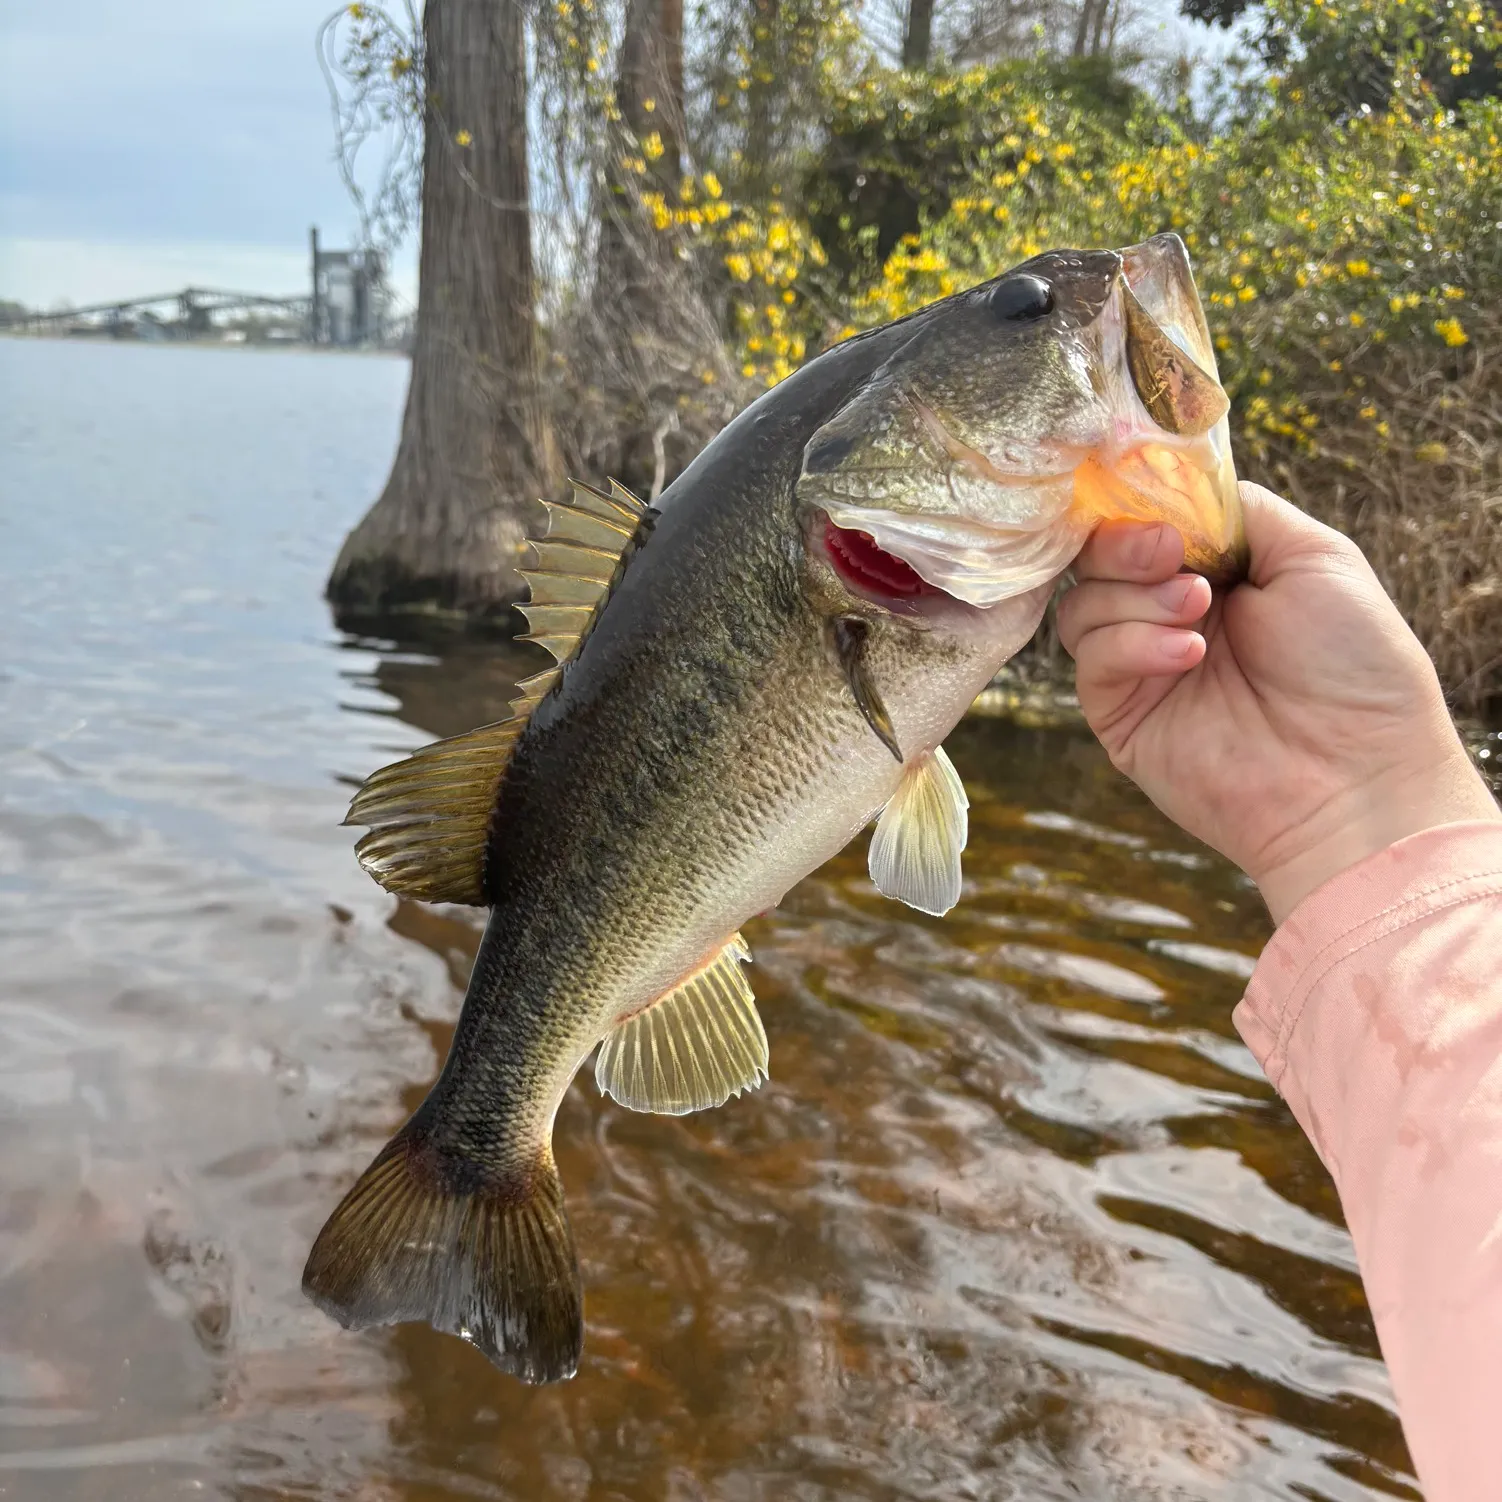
[1359,404,1377,419]
[1349,312,1365,327]
[454,129,473,147]
[1237,285,1257,302]
[703,171,722,200]
[1345,259,1371,277]
[1442,285,1465,300]
[1375,421,1390,437]
[726,253,752,282]
[742,362,757,378]
[1414,442,1448,463]
[643,97,656,113]
[1434,317,1468,346]
[642,131,664,162]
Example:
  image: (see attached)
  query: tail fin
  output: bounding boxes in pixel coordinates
[301,1129,582,1383]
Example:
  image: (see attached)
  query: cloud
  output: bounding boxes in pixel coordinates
[0,0,407,304]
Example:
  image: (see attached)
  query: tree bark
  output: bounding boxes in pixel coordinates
[902,0,936,69]
[1090,0,1113,56]
[327,0,561,630]
[742,0,781,199]
[581,0,703,497]
[618,0,684,189]
[1071,0,1097,56]
[595,0,685,313]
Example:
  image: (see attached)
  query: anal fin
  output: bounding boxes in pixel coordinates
[868,745,969,917]
[595,935,768,1115]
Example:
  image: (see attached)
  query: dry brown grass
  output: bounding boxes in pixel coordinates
[1262,314,1502,718]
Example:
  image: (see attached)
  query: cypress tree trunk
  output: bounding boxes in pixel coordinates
[581,0,704,498]
[743,0,781,199]
[595,0,686,319]
[902,0,935,69]
[327,0,560,631]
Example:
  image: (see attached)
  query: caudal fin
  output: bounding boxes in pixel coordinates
[301,1130,582,1383]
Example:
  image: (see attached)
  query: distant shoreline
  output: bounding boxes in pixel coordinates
[0,330,409,358]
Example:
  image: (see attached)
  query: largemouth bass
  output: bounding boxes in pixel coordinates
[304,234,1246,1382]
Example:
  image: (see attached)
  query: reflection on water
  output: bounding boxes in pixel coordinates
[0,340,1415,1500]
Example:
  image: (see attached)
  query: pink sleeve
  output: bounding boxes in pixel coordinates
[1233,820,1502,1501]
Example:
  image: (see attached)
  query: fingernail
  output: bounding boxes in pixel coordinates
[1163,631,1199,660]
[1153,575,1195,611]
[1131,524,1165,570]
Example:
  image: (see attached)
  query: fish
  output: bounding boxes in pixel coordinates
[302,232,1246,1383]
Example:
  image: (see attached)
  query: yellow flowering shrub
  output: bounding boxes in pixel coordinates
[674,9,1502,704]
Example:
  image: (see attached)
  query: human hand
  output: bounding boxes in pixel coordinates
[1057,482,1500,923]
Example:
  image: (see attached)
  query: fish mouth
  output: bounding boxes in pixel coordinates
[820,502,1086,609]
[1105,235,1248,585]
[821,516,947,607]
[810,235,1248,605]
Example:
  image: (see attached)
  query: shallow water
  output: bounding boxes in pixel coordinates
[0,339,1415,1501]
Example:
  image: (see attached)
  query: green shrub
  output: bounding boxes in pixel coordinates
[702,7,1501,711]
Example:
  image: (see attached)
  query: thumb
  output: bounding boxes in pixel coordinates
[1237,482,1356,589]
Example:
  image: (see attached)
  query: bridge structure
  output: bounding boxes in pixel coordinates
[4,287,313,339]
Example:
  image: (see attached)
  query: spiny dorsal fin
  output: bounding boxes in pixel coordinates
[517,478,651,667]
[595,935,768,1115]
[345,478,651,907]
[347,718,524,904]
[868,746,969,917]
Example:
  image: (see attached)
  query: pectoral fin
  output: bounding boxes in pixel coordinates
[832,616,902,763]
[868,746,969,916]
[595,935,768,1115]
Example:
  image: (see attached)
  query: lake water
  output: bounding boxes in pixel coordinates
[0,339,1415,1500]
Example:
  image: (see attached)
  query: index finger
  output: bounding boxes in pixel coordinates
[1072,520,1186,585]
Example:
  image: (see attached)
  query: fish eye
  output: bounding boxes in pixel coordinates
[987,274,1054,323]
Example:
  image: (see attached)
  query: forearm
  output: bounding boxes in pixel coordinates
[1234,821,1502,1501]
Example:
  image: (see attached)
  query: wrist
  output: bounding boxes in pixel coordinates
[1254,753,1501,925]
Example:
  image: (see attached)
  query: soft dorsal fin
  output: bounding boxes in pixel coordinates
[517,478,650,666]
[868,746,969,917]
[595,935,768,1115]
[344,477,650,906]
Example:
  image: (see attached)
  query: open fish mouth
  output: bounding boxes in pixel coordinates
[819,502,1089,609]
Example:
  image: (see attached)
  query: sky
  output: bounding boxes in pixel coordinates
[0,0,418,310]
[0,0,1236,313]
